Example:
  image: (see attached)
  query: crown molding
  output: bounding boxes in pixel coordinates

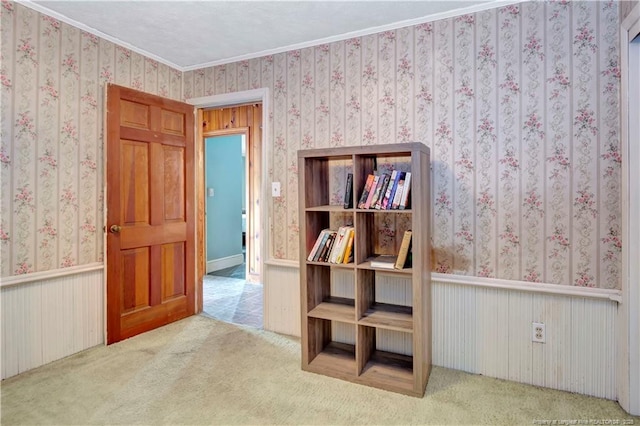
[18,0,524,73]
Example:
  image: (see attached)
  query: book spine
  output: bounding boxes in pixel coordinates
[399,172,411,210]
[386,171,404,210]
[307,229,326,261]
[343,173,353,209]
[357,174,375,209]
[380,170,398,210]
[312,231,331,261]
[363,175,380,209]
[394,230,412,269]
[334,226,352,264]
[371,173,390,209]
[342,229,355,264]
[319,233,336,262]
[329,226,346,263]
[391,177,405,209]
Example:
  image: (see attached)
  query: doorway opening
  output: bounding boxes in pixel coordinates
[197,102,264,329]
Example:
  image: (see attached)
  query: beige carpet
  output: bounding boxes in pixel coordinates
[1,315,636,425]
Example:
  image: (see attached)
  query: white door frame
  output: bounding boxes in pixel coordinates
[187,88,270,316]
[619,4,640,416]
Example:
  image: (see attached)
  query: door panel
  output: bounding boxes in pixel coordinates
[107,84,195,344]
[122,141,150,225]
[162,242,185,300]
[163,147,185,221]
[121,247,150,312]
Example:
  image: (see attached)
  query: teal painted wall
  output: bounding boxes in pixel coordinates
[205,135,244,262]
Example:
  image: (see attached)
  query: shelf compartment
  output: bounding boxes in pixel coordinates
[357,323,415,395]
[308,297,356,323]
[300,154,353,209]
[359,350,415,394]
[359,303,413,332]
[307,342,357,378]
[306,317,356,379]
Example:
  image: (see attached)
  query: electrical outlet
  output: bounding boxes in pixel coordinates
[532,322,546,343]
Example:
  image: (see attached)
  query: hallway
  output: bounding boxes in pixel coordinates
[202,263,263,329]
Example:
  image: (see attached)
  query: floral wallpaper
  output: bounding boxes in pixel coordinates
[0,1,183,276]
[1,1,622,290]
[184,1,621,289]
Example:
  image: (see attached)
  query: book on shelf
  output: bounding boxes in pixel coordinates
[318,232,337,262]
[386,171,404,210]
[307,229,329,261]
[343,173,353,209]
[342,228,355,264]
[373,173,391,210]
[363,175,380,209]
[357,174,375,209]
[394,230,412,269]
[381,170,398,210]
[328,226,349,263]
[334,226,354,264]
[369,254,398,269]
[312,230,335,262]
[369,173,387,209]
[390,174,406,209]
[399,172,411,209]
[308,227,355,264]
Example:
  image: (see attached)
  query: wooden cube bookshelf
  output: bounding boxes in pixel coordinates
[298,143,431,397]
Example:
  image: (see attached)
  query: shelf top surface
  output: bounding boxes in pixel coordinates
[298,142,430,159]
[305,204,412,213]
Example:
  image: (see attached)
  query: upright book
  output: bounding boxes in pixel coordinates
[399,172,411,209]
[369,173,388,209]
[395,230,412,269]
[343,173,353,209]
[380,170,398,210]
[363,175,381,209]
[342,228,355,264]
[357,174,375,209]
[391,173,406,210]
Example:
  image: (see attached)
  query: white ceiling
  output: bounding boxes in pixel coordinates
[25,0,507,71]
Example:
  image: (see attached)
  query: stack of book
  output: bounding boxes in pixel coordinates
[368,230,413,270]
[307,226,355,264]
[356,170,411,210]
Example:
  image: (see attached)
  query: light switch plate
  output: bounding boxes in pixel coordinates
[271,182,281,197]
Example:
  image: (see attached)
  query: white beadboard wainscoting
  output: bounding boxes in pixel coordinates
[263,260,301,336]
[431,274,619,400]
[1,264,105,380]
[262,262,620,400]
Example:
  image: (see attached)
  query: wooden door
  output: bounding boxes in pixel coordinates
[106,84,195,344]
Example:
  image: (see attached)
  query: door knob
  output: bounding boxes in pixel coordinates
[109,224,122,234]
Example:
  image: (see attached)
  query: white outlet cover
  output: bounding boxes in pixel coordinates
[532,322,546,343]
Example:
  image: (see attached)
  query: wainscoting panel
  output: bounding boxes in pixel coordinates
[1,267,104,380]
[431,280,617,400]
[263,262,301,337]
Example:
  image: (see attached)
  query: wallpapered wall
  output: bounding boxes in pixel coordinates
[1,1,622,290]
[0,1,183,276]
[185,0,621,289]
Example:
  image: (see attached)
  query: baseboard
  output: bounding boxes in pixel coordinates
[206,254,244,273]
